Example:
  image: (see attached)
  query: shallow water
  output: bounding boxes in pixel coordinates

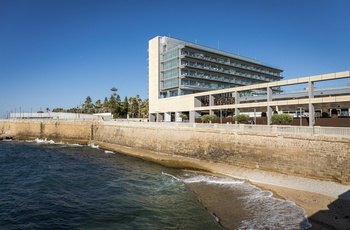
[0,140,311,229]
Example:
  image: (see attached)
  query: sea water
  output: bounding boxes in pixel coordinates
[0,140,311,229]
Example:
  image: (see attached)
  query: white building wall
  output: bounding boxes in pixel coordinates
[148,37,161,114]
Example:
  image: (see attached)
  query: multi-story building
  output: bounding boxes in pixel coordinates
[148,36,284,122]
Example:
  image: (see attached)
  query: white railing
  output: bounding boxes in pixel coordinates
[103,120,350,138]
[1,119,350,138]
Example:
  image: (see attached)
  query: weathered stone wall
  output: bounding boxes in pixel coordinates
[0,120,92,143]
[1,120,349,184]
[93,123,350,184]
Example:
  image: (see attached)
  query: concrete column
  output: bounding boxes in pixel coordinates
[308,81,315,126]
[194,97,201,107]
[234,91,240,104]
[156,113,163,122]
[149,113,156,122]
[209,94,214,106]
[189,111,195,123]
[175,112,181,122]
[189,111,200,123]
[267,87,273,125]
[234,91,240,124]
[308,81,314,98]
[234,108,240,124]
[164,112,171,122]
[267,106,273,125]
[267,86,272,102]
[309,103,315,126]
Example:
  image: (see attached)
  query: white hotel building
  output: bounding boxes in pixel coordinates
[148,36,350,125]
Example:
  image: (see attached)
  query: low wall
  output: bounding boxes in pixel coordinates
[0,120,92,143]
[1,120,349,184]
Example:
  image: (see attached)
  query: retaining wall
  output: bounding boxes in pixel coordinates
[1,120,349,184]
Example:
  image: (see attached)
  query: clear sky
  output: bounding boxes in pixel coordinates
[1,0,349,118]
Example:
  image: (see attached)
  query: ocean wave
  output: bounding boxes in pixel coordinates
[162,172,244,186]
[235,183,311,230]
[162,171,311,229]
[182,174,244,185]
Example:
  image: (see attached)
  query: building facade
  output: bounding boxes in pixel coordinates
[148,36,284,122]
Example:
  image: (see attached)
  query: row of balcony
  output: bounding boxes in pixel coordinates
[181,50,282,77]
[181,71,254,86]
[181,60,275,82]
[181,79,231,90]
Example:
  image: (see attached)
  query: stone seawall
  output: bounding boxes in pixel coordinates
[1,120,349,185]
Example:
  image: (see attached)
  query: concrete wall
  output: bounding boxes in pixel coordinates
[1,120,349,184]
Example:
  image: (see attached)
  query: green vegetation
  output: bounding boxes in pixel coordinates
[233,114,249,123]
[201,114,217,123]
[271,113,293,125]
[180,113,188,121]
[52,87,148,119]
[321,112,329,118]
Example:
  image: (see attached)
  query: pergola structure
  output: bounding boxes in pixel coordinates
[150,71,350,126]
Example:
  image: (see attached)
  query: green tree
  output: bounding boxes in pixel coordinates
[271,114,293,125]
[233,114,249,124]
[128,95,141,118]
[201,114,217,123]
[119,96,129,118]
[95,99,102,109]
[83,96,94,113]
[103,97,109,108]
[140,98,149,118]
[52,108,65,112]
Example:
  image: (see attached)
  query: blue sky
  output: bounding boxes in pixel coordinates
[1,0,349,118]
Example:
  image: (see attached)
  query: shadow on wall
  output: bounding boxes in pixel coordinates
[305,190,350,230]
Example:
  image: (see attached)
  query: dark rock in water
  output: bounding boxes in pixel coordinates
[0,134,13,140]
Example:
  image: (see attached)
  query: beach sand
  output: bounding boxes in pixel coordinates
[93,141,350,229]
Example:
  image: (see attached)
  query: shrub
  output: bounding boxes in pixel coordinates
[271,114,293,125]
[321,112,329,118]
[201,114,217,123]
[233,114,250,124]
[180,113,188,121]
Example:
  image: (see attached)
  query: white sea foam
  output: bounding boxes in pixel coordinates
[162,172,244,186]
[237,183,312,230]
[88,143,99,149]
[2,139,12,142]
[161,172,181,181]
[25,138,84,147]
[182,174,244,185]
[67,143,83,147]
[34,138,55,144]
[104,150,115,154]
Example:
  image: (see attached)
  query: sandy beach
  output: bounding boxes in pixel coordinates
[85,141,350,229]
